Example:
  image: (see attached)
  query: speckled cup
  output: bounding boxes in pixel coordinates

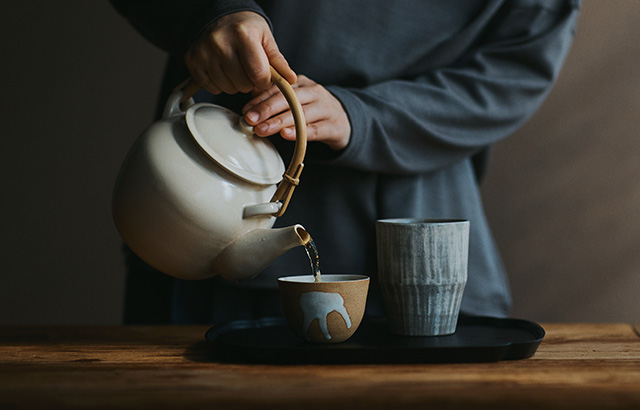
[278,274,369,343]
[376,219,469,336]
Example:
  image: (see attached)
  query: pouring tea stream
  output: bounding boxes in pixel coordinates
[112,67,313,282]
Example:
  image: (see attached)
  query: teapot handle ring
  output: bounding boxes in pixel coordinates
[265,66,307,217]
[177,67,307,217]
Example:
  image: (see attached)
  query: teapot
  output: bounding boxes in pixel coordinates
[112,67,310,282]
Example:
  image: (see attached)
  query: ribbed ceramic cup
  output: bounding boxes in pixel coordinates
[376,219,469,336]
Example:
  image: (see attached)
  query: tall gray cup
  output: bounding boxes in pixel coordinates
[376,219,469,336]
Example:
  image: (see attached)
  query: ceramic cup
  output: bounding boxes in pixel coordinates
[278,274,370,343]
[376,219,469,336]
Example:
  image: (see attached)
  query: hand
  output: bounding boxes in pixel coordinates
[185,11,296,94]
[242,75,351,151]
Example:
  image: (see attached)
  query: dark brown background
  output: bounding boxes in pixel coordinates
[1,1,638,324]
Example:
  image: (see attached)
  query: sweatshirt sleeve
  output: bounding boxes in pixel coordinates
[322,1,580,175]
[109,0,270,56]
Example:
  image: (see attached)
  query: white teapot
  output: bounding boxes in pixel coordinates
[112,67,310,282]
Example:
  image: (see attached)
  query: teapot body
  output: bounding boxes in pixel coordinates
[112,113,278,280]
[113,68,308,281]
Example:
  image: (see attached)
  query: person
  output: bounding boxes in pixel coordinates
[111,0,580,324]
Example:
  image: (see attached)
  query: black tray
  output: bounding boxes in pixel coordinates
[205,315,545,364]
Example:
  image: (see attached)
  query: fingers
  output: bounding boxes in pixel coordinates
[184,11,294,95]
[238,39,272,91]
[249,92,326,136]
[207,64,239,94]
[185,53,221,95]
[263,38,297,86]
[242,76,351,150]
[243,78,317,131]
[242,84,282,114]
[280,117,349,151]
[243,75,314,119]
[186,45,261,95]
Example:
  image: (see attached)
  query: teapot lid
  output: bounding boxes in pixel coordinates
[185,103,285,185]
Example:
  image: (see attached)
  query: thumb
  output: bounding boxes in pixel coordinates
[263,37,297,85]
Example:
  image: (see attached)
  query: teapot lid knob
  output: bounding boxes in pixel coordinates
[238,117,255,137]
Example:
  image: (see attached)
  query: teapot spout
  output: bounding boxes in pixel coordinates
[212,224,310,282]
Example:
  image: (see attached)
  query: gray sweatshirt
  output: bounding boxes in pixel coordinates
[112,0,580,322]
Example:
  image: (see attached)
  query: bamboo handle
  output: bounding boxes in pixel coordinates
[267,66,306,217]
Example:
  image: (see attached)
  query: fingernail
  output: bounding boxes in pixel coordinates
[246,111,259,123]
[256,123,268,133]
[282,128,293,136]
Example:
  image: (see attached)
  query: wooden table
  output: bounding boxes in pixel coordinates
[1,323,639,409]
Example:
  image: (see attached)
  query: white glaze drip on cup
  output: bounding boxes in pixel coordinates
[299,291,351,340]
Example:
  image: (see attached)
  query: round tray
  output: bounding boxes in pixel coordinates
[205,315,545,364]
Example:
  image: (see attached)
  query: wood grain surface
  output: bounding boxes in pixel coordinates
[1,324,639,409]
